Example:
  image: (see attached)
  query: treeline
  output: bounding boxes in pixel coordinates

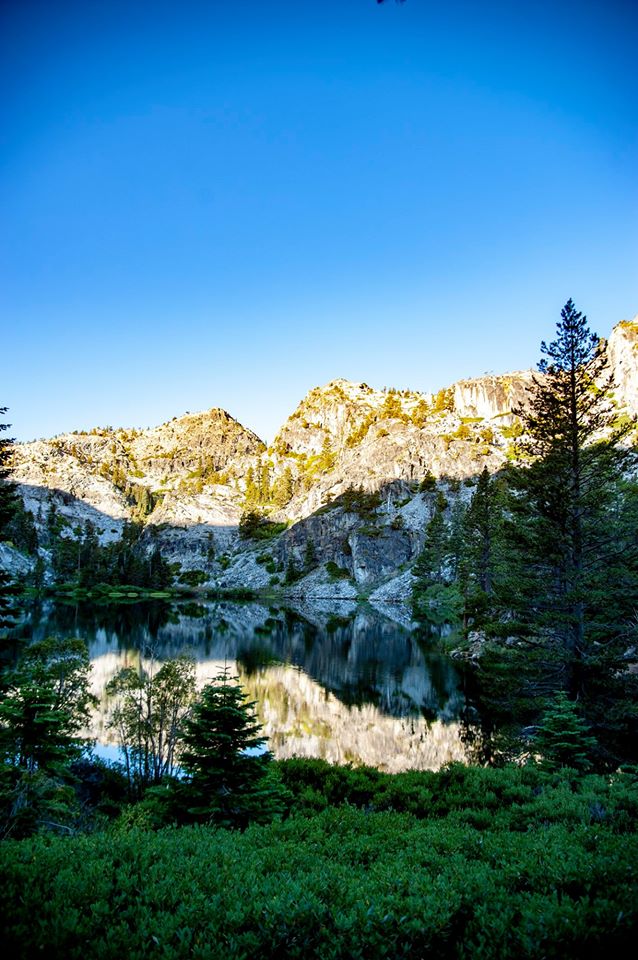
[44,509,173,591]
[412,301,638,766]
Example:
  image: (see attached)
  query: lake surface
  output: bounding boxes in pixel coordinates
[19,598,473,772]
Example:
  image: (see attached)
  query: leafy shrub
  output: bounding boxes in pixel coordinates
[325,561,351,580]
[2,797,637,959]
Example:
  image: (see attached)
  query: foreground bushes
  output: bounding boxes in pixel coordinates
[278,758,638,830]
[1,762,637,959]
[1,805,637,959]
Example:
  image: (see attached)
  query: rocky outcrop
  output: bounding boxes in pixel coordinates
[453,372,534,423]
[607,318,638,414]
[0,542,33,579]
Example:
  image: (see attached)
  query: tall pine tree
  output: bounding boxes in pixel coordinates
[0,408,19,631]
[512,299,635,659]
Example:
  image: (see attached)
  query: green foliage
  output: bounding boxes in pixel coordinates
[107,655,196,797]
[2,762,637,958]
[271,466,294,507]
[453,422,472,441]
[501,418,523,439]
[325,560,351,580]
[0,636,95,838]
[0,637,94,774]
[511,299,636,659]
[284,557,302,585]
[534,692,597,773]
[46,518,173,591]
[238,511,287,541]
[5,501,38,556]
[414,582,464,626]
[419,469,437,492]
[412,505,449,591]
[171,669,287,828]
[380,392,407,421]
[433,386,454,413]
[411,398,430,427]
[99,461,160,519]
[0,406,18,535]
[0,406,19,630]
[458,466,508,628]
[316,434,337,472]
[178,569,208,588]
[303,538,317,571]
[345,412,377,447]
[338,485,381,518]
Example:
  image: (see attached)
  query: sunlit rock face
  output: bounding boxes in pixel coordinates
[8,316,637,598]
[10,409,260,556]
[607,318,638,415]
[453,372,534,424]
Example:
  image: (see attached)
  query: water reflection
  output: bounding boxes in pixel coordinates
[21,599,469,772]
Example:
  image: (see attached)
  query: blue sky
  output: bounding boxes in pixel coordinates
[2,0,636,442]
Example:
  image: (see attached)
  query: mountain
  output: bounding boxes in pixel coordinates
[4,316,638,599]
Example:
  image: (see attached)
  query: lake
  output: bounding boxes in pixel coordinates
[17,598,474,772]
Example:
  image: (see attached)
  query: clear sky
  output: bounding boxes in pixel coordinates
[2,0,636,442]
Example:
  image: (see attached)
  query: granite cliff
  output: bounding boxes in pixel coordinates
[5,316,637,598]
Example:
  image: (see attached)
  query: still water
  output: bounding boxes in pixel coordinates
[21,598,472,772]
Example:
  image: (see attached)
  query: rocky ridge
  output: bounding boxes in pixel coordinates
[6,316,638,597]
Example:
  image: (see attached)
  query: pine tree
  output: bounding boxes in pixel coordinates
[461,467,507,627]
[0,408,19,631]
[258,460,271,503]
[271,466,294,507]
[0,637,95,773]
[412,505,449,588]
[244,466,258,505]
[412,504,462,628]
[176,670,285,828]
[534,691,597,772]
[0,407,18,534]
[512,299,635,658]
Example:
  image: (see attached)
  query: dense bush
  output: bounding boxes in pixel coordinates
[278,758,638,830]
[1,761,637,957]
[1,799,636,959]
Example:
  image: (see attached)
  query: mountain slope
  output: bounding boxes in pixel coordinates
[5,315,637,595]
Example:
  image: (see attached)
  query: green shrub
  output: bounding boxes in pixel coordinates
[325,561,351,580]
[2,798,636,959]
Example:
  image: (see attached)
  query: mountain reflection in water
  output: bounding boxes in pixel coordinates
[24,599,469,772]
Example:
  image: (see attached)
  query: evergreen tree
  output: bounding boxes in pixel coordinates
[412,504,462,628]
[317,435,336,472]
[413,505,449,588]
[0,407,18,534]
[0,636,94,773]
[175,670,286,828]
[303,538,317,571]
[258,460,271,503]
[512,299,635,658]
[0,408,19,631]
[461,467,507,627]
[244,466,258,505]
[534,691,597,772]
[271,466,294,507]
[0,636,95,837]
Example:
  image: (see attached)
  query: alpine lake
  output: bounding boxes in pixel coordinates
[15,597,478,772]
